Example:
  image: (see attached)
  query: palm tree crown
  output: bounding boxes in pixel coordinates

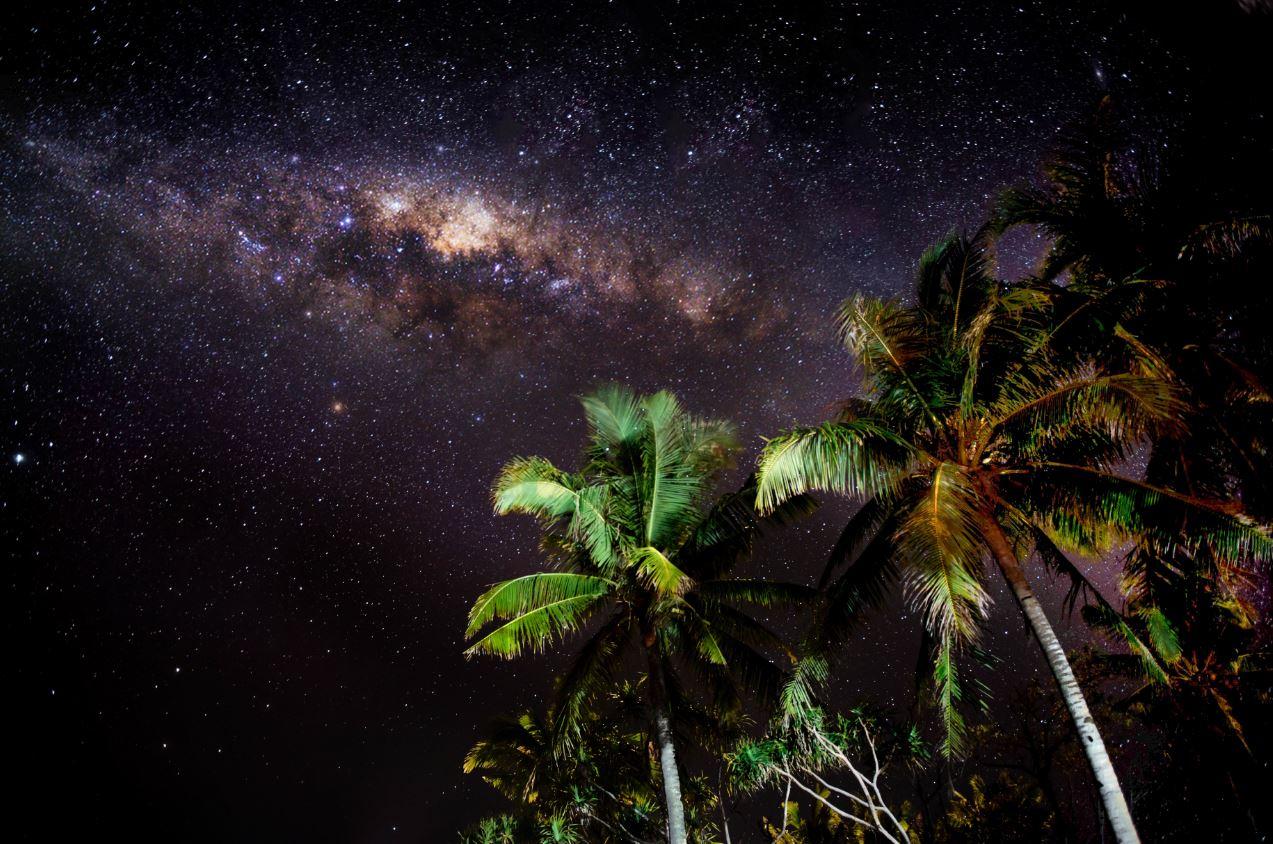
[754,230,1271,843]
[465,386,814,843]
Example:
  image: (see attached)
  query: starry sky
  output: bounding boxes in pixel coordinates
[2,1,1266,841]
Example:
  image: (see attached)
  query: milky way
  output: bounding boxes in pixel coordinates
[1,1,1236,841]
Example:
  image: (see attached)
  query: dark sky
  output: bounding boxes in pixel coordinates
[2,1,1266,841]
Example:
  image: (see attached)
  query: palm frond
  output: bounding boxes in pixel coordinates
[697,579,815,608]
[755,419,916,514]
[933,637,967,757]
[466,572,615,638]
[1019,462,1273,563]
[631,545,693,596]
[987,369,1184,457]
[1178,214,1272,261]
[1081,602,1171,684]
[817,506,905,647]
[898,463,990,643]
[640,390,707,547]
[1138,605,1182,664]
[580,384,644,452]
[493,458,620,571]
[1024,521,1106,616]
[836,294,947,427]
[464,573,611,659]
[493,456,578,518]
[820,493,894,588]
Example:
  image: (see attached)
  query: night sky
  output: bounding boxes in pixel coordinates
[3,2,1265,841]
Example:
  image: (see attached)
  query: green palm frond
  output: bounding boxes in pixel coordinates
[493,458,620,570]
[898,464,990,642]
[933,637,967,757]
[696,580,815,608]
[1019,462,1273,562]
[778,653,829,724]
[987,370,1184,456]
[463,711,550,802]
[755,419,916,514]
[466,572,616,638]
[493,456,578,517]
[1138,605,1182,664]
[1081,602,1171,684]
[581,384,644,453]
[1030,522,1173,683]
[465,573,612,659]
[631,545,693,596]
[640,390,709,547]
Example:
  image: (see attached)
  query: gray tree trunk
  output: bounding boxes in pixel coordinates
[980,513,1142,844]
[646,648,688,844]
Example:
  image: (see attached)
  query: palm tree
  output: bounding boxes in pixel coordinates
[753,231,1271,844]
[993,97,1273,521]
[464,686,744,844]
[996,106,1273,834]
[464,386,815,844]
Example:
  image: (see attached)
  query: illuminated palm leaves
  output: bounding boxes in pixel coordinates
[465,573,615,659]
[755,420,915,513]
[986,369,1182,459]
[466,385,810,754]
[897,464,990,643]
[756,229,1272,758]
[493,458,617,573]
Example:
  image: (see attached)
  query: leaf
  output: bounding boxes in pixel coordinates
[631,545,693,596]
[464,573,612,659]
[755,419,915,514]
[466,573,615,638]
[697,579,815,608]
[898,463,990,642]
[580,384,643,452]
[551,613,632,753]
[640,390,706,547]
[1081,602,1170,684]
[1137,605,1182,664]
[933,637,967,758]
[492,457,620,571]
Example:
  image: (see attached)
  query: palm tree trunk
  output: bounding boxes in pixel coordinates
[978,513,1142,844]
[645,647,688,844]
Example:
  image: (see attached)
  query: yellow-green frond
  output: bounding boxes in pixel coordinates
[631,545,693,596]
[464,574,611,659]
[755,420,915,514]
[898,463,991,642]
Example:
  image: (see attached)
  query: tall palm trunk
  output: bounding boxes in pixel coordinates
[645,646,688,844]
[979,513,1142,844]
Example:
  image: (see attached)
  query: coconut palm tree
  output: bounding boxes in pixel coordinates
[992,96,1273,520]
[464,386,815,844]
[995,107,1273,833]
[753,231,1271,844]
[463,686,742,844]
